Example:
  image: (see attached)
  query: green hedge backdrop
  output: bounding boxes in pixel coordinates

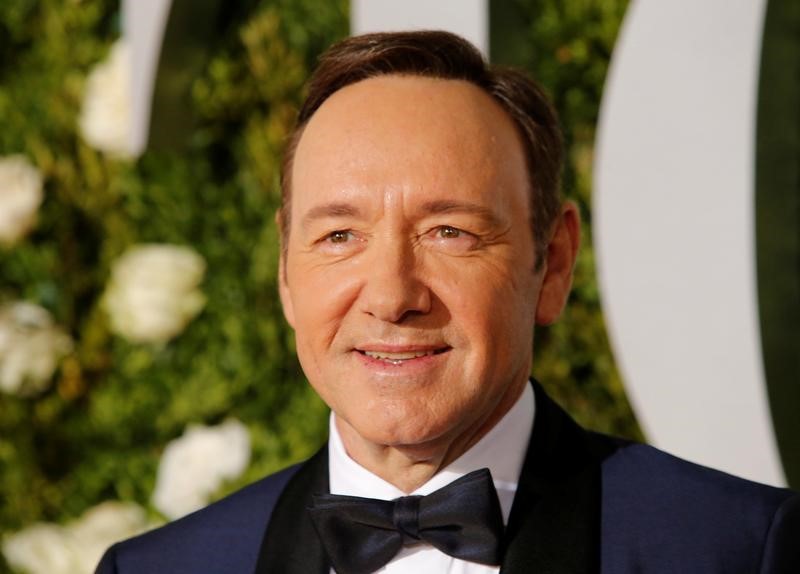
[0,1,636,571]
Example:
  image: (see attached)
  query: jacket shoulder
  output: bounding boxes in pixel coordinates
[96,463,301,574]
[601,443,799,572]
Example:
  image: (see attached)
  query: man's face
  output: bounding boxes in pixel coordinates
[280,75,552,452]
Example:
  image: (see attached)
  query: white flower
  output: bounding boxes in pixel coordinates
[1,523,75,574]
[103,244,206,344]
[78,39,135,159]
[0,502,149,574]
[67,502,151,573]
[152,419,251,520]
[0,302,73,397]
[0,155,44,246]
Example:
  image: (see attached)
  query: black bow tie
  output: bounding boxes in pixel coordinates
[307,467,504,574]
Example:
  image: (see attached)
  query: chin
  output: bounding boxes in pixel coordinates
[349,406,457,451]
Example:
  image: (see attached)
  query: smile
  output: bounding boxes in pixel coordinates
[355,347,450,365]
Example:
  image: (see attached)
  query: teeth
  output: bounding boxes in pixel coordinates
[363,350,434,361]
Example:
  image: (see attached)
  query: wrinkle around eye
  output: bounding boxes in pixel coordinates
[424,225,481,253]
[314,229,366,256]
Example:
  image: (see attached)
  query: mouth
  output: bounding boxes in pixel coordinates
[354,347,451,366]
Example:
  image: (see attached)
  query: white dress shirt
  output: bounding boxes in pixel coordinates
[328,383,535,573]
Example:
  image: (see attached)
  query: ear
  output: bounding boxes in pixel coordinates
[276,210,296,328]
[535,201,581,325]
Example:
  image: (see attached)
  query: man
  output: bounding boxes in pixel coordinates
[97,31,799,573]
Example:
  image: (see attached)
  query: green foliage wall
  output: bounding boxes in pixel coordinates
[0,1,347,570]
[0,0,636,571]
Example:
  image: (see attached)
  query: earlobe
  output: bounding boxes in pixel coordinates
[535,201,581,325]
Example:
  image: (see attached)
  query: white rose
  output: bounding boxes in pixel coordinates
[79,39,135,159]
[67,501,151,573]
[1,523,76,574]
[1,502,150,574]
[0,155,44,246]
[152,419,251,520]
[103,244,206,344]
[0,302,73,397]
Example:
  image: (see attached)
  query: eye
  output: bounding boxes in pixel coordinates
[316,229,364,255]
[427,225,479,252]
[327,230,352,243]
[438,226,462,239]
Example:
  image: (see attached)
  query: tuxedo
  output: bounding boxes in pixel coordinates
[96,381,800,573]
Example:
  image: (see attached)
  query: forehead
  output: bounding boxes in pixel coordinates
[291,75,528,214]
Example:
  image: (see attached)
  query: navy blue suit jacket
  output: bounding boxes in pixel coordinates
[96,382,800,573]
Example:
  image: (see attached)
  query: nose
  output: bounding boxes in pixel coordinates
[359,238,431,323]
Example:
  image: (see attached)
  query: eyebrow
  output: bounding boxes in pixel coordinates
[419,199,503,226]
[300,198,504,229]
[301,202,363,229]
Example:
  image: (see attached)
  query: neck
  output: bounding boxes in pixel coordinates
[335,378,527,493]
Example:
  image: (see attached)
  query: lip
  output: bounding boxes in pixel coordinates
[355,344,450,353]
[352,344,451,373]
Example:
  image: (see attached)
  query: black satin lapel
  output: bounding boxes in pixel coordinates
[254,446,331,574]
[500,380,619,574]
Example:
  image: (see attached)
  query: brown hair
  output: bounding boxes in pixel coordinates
[279,30,563,265]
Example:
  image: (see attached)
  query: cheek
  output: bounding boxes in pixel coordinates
[288,261,362,345]
[431,258,537,367]
[433,256,537,324]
